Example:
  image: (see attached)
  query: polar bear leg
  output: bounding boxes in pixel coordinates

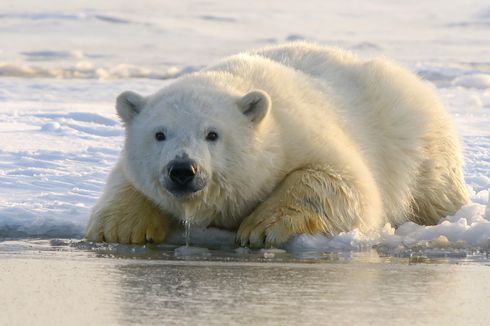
[409,157,469,225]
[85,184,170,244]
[237,167,371,248]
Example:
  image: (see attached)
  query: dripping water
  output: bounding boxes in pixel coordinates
[174,203,210,256]
[184,218,191,247]
[182,203,194,247]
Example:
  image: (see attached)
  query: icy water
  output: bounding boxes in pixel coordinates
[1,240,489,326]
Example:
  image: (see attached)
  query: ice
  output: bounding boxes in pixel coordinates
[259,248,287,259]
[174,245,211,257]
[234,247,251,254]
[0,0,489,255]
[165,226,236,248]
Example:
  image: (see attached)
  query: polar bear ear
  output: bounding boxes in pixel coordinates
[237,90,271,124]
[116,91,146,124]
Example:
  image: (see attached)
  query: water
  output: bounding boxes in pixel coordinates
[173,212,214,257]
[184,218,191,247]
[1,240,489,325]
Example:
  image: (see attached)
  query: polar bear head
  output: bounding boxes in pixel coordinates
[116,76,273,220]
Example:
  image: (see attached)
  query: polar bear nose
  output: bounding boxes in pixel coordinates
[168,161,198,186]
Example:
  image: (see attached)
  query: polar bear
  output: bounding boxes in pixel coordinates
[85,42,469,247]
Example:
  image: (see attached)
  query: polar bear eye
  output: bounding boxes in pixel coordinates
[206,131,218,142]
[155,131,166,141]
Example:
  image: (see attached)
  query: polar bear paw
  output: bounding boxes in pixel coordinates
[237,207,328,249]
[236,167,353,249]
[86,210,169,245]
[237,212,293,248]
[85,186,170,244]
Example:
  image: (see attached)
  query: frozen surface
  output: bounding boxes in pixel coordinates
[0,0,490,256]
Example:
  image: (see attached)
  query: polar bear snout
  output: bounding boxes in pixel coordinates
[169,161,198,186]
[162,159,208,198]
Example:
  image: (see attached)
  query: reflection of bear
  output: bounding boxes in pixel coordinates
[85,42,469,248]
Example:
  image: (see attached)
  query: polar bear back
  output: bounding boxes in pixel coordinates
[226,42,465,225]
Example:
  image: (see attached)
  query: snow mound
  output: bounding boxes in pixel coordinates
[286,200,490,254]
[0,61,195,80]
[452,74,490,89]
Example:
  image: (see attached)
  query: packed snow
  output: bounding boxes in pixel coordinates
[0,0,489,254]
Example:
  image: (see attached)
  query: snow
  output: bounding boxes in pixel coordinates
[453,74,490,89]
[0,0,489,255]
[0,61,189,79]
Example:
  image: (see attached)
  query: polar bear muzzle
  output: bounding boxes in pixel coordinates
[161,158,208,199]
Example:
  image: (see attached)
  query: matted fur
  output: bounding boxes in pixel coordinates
[85,42,469,247]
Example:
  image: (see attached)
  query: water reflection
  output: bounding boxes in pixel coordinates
[111,258,490,325]
[1,241,489,325]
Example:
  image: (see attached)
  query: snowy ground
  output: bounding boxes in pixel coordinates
[0,0,489,255]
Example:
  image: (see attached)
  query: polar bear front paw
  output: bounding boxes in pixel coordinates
[86,210,169,244]
[85,185,170,244]
[237,207,328,249]
[237,212,293,248]
[236,167,358,249]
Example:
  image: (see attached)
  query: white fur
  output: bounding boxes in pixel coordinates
[86,42,468,244]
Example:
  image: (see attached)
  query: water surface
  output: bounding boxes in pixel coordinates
[1,240,489,325]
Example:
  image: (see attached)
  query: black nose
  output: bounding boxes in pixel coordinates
[168,161,198,186]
